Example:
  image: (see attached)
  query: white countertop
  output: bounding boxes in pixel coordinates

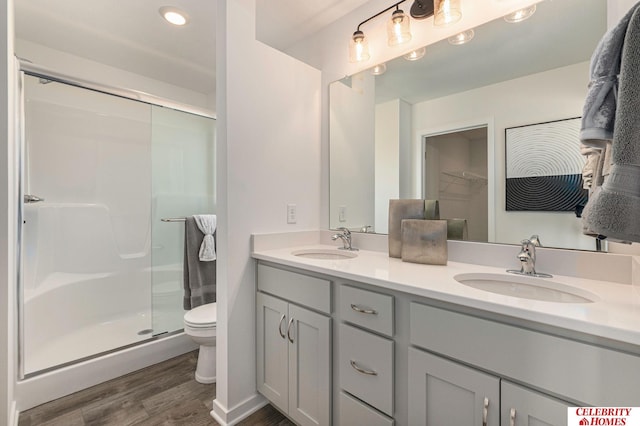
[253,243,640,347]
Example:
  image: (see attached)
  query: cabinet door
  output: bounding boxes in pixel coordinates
[288,304,331,426]
[501,381,570,426]
[408,348,499,426]
[256,292,289,413]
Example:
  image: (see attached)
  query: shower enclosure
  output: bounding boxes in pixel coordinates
[18,68,215,377]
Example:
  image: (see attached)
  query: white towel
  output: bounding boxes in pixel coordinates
[194,214,217,261]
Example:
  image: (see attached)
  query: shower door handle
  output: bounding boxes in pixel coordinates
[24,194,45,204]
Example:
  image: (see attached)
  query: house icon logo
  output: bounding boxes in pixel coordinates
[579,419,589,425]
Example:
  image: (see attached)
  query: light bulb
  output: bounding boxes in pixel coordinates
[349,31,370,63]
[387,9,412,46]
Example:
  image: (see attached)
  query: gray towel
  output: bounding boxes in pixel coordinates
[183,217,216,310]
[580,2,640,145]
[583,6,640,243]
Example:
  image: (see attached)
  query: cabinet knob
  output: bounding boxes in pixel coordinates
[278,314,286,339]
[350,304,378,315]
[510,408,516,426]
[349,359,378,376]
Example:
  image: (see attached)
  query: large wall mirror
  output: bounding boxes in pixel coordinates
[329,0,608,251]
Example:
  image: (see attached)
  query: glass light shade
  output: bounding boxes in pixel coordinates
[404,47,426,61]
[448,29,475,45]
[387,9,412,46]
[371,63,387,75]
[504,5,536,23]
[349,31,370,62]
[433,0,462,26]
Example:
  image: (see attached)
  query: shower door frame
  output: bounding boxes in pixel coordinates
[15,59,216,379]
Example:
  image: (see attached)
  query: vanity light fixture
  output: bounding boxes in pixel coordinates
[448,29,475,45]
[371,63,387,75]
[159,6,189,26]
[404,46,426,61]
[349,0,418,63]
[409,0,435,20]
[433,0,462,26]
[387,7,412,46]
[504,5,536,23]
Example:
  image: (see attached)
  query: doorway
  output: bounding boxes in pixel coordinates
[423,127,488,242]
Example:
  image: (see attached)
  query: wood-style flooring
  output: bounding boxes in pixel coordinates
[18,351,295,426]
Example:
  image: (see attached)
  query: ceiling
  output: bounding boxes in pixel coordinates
[15,0,217,94]
[13,0,372,97]
[13,0,608,104]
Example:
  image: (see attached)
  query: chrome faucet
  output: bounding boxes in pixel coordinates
[332,227,358,251]
[507,235,552,278]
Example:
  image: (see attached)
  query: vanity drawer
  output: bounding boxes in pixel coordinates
[339,285,394,337]
[339,391,394,426]
[257,264,330,314]
[339,323,394,416]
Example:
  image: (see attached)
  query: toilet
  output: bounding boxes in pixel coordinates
[183,302,217,384]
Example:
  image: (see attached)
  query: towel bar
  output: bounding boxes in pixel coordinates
[161,217,186,222]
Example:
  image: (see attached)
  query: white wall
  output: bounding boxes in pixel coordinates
[1,0,16,423]
[374,99,411,233]
[412,62,597,250]
[330,73,375,231]
[213,1,322,423]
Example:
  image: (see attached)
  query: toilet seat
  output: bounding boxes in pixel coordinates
[184,302,217,328]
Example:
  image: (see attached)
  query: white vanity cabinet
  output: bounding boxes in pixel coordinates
[256,264,331,426]
[408,348,500,426]
[338,284,396,423]
[408,348,571,426]
[501,381,571,426]
[408,302,640,426]
[252,251,640,426]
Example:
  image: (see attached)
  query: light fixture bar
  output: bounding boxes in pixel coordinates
[355,0,408,33]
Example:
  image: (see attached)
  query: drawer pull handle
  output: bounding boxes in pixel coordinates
[287,317,295,343]
[482,397,489,426]
[350,360,377,376]
[350,304,378,315]
[278,314,286,339]
[510,408,516,426]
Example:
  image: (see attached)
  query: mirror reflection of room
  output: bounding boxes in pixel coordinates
[329,0,609,252]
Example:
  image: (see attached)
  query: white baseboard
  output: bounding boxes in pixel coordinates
[210,393,268,426]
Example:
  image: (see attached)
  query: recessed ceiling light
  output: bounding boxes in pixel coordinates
[159,6,189,26]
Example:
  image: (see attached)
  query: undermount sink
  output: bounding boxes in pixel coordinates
[454,273,598,303]
[291,248,358,260]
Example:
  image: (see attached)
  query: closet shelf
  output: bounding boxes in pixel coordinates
[441,171,487,182]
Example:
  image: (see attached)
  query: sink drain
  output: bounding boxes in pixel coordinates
[137,329,153,336]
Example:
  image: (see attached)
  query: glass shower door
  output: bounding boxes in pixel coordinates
[21,74,153,375]
[150,106,215,336]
